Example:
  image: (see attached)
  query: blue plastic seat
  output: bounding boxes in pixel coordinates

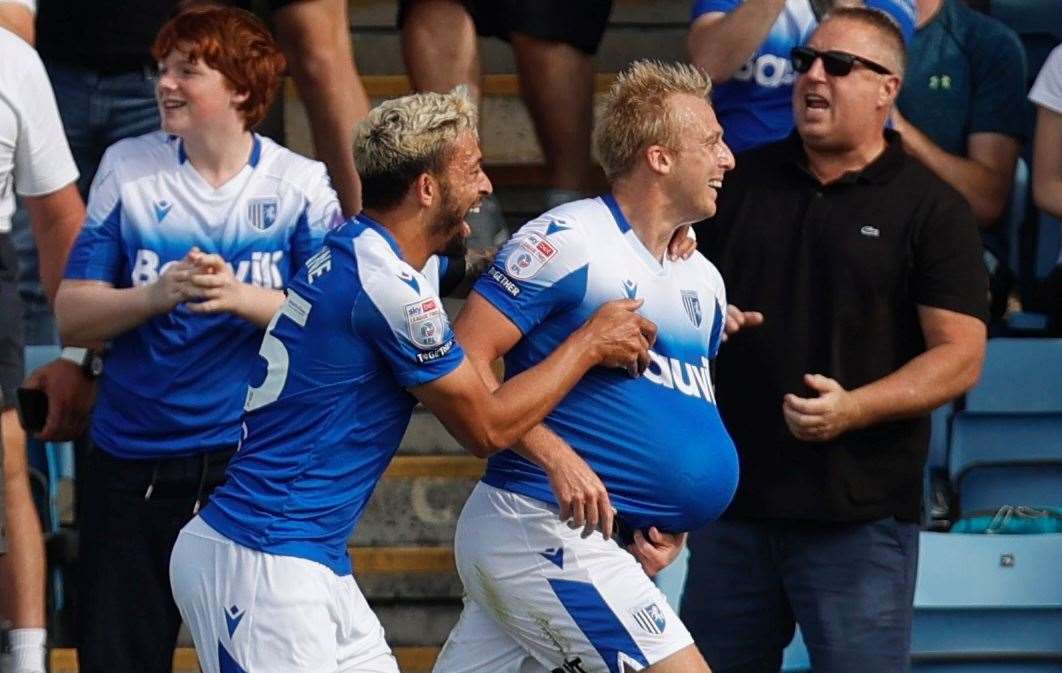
[913,532,1062,670]
[964,339,1062,413]
[949,412,1062,514]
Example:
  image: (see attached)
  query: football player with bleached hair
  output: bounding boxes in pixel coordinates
[433,59,739,673]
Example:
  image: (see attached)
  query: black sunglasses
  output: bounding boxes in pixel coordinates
[790,46,892,77]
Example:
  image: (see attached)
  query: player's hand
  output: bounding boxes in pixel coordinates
[628,527,686,578]
[547,450,615,540]
[183,249,247,317]
[722,303,764,341]
[581,298,657,376]
[21,358,96,441]
[148,257,197,314]
[783,373,864,442]
[667,225,697,261]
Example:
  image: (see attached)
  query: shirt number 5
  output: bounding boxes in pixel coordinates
[244,290,312,411]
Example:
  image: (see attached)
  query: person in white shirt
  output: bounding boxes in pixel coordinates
[0,20,83,673]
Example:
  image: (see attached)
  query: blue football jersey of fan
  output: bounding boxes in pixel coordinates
[691,0,917,153]
[65,131,339,458]
[200,215,465,576]
[475,196,739,533]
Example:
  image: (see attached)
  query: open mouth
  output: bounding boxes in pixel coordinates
[805,94,830,110]
[708,179,723,190]
[162,100,187,110]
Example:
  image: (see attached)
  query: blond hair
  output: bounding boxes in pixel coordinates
[594,60,713,180]
[354,89,479,209]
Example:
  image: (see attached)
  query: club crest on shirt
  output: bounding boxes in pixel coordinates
[681,290,702,327]
[247,197,279,231]
[405,297,446,350]
[631,602,666,635]
[505,233,558,280]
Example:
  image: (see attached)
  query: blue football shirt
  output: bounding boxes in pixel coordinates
[65,131,340,458]
[201,215,465,575]
[475,196,739,533]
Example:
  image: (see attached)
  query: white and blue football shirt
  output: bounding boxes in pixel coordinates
[65,131,340,458]
[476,195,739,533]
[200,215,465,576]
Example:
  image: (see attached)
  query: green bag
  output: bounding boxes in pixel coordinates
[950,505,1062,534]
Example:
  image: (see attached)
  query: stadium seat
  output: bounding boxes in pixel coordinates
[964,339,1062,413]
[925,403,955,527]
[912,532,1062,671]
[948,412,1062,514]
[989,0,1062,86]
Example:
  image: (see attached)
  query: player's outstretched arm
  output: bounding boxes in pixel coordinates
[412,297,655,458]
[448,292,618,539]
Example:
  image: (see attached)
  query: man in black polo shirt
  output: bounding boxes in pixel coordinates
[680,7,988,673]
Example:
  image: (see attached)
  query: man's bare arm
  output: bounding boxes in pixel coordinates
[783,306,985,441]
[23,183,85,303]
[0,2,34,44]
[687,0,787,85]
[894,112,1020,227]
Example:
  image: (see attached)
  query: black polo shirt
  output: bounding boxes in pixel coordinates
[697,130,987,523]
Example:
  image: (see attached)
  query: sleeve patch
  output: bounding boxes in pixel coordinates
[505,232,559,280]
[404,297,447,349]
[487,266,521,297]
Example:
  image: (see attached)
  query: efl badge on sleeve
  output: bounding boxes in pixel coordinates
[404,297,446,350]
[505,233,558,280]
[248,197,279,231]
[681,290,703,328]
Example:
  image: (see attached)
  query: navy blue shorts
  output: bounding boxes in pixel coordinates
[681,517,919,673]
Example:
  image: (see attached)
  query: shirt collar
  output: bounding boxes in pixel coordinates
[175,133,263,168]
[355,213,404,259]
[784,128,906,187]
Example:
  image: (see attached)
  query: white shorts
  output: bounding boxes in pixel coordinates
[170,516,398,673]
[433,483,694,673]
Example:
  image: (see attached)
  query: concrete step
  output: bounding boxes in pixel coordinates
[351,546,462,600]
[398,408,464,455]
[50,646,443,673]
[376,601,462,647]
[350,455,484,546]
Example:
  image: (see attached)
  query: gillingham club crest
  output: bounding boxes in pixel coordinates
[247,197,279,231]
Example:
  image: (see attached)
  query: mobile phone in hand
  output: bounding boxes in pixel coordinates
[16,387,48,434]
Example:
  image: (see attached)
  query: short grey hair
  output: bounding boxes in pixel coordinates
[354,89,479,210]
[594,60,713,180]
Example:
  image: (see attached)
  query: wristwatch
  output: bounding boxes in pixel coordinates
[60,347,104,378]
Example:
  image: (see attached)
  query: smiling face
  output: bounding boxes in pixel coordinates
[429,130,492,257]
[156,46,249,139]
[662,93,735,221]
[793,17,902,153]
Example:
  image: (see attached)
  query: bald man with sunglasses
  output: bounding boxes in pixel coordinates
[681,8,988,672]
